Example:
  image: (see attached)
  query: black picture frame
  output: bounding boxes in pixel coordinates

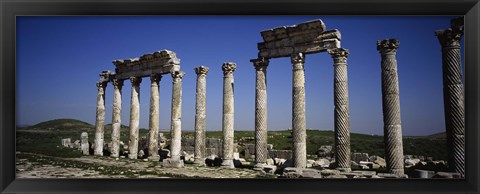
[1,0,479,193]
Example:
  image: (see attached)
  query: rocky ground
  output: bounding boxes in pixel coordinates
[16,152,267,179]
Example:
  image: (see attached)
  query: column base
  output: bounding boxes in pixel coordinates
[193,158,206,166]
[147,155,160,161]
[221,159,235,168]
[128,153,137,160]
[390,168,405,176]
[162,158,184,168]
[336,167,352,173]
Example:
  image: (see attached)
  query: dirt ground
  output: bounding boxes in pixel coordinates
[16,152,265,179]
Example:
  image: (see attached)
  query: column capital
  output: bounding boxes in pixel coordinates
[251,57,269,71]
[194,66,209,76]
[291,53,305,64]
[377,39,399,54]
[111,79,124,88]
[171,70,186,79]
[150,74,162,83]
[96,81,107,88]
[435,28,463,48]
[222,62,237,75]
[328,48,349,64]
[130,76,142,85]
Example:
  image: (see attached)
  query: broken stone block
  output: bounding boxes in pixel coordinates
[162,158,184,168]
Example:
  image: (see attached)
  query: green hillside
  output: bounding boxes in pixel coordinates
[28,118,94,130]
[17,118,448,160]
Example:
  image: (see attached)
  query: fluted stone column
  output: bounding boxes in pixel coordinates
[291,53,307,168]
[94,81,107,156]
[435,19,465,177]
[221,62,237,168]
[170,71,185,162]
[251,57,269,167]
[194,66,209,165]
[148,74,161,161]
[110,79,124,158]
[377,39,405,176]
[128,77,142,159]
[328,48,351,172]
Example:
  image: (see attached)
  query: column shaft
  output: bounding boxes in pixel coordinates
[94,82,107,156]
[128,77,141,159]
[291,53,306,168]
[252,58,269,166]
[377,39,405,176]
[436,26,465,177]
[329,48,351,172]
[170,71,185,161]
[110,79,123,158]
[221,62,237,168]
[148,74,161,160]
[194,66,209,165]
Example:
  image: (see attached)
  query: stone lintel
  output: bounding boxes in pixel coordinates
[260,19,326,42]
[258,29,341,51]
[258,38,340,59]
[112,50,181,79]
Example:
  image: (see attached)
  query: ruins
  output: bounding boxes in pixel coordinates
[86,18,465,178]
[377,39,405,176]
[435,17,465,177]
[94,50,184,167]
[250,19,352,171]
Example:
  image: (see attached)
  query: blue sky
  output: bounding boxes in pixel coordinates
[16,16,463,136]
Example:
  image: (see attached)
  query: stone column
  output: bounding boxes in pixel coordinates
[81,132,89,155]
[251,57,269,167]
[94,81,107,156]
[377,39,405,176]
[148,74,161,161]
[328,48,352,172]
[291,53,307,168]
[435,18,465,177]
[221,62,237,168]
[128,77,142,159]
[169,71,185,164]
[194,66,209,165]
[110,79,124,158]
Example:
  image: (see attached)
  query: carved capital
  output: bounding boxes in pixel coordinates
[222,62,237,75]
[150,74,162,83]
[130,77,142,85]
[251,57,269,71]
[96,81,107,88]
[98,70,113,83]
[171,70,185,79]
[377,39,399,54]
[194,66,209,75]
[290,53,305,64]
[435,28,463,48]
[111,79,124,88]
[328,48,349,63]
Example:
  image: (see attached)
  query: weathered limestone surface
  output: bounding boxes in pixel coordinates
[194,66,209,165]
[291,53,307,168]
[377,39,405,176]
[110,79,123,158]
[257,20,341,58]
[170,71,185,166]
[148,74,161,161]
[81,132,89,155]
[221,62,237,168]
[435,17,465,177]
[112,50,180,80]
[128,77,142,159]
[94,81,107,156]
[251,57,269,166]
[328,48,351,172]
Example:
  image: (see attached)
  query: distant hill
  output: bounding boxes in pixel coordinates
[426,131,447,139]
[28,118,94,130]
